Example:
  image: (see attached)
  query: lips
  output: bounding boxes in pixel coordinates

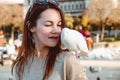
[49,36,59,40]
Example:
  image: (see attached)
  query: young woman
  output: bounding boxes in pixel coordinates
[11,0,88,80]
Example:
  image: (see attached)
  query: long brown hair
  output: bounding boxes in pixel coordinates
[11,2,65,80]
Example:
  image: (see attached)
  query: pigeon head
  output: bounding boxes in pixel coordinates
[61,28,71,41]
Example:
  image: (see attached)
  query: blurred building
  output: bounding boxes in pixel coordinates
[24,0,91,17]
[0,0,91,18]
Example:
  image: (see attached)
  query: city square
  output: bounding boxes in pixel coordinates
[0,0,120,80]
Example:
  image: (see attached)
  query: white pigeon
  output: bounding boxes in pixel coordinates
[61,28,88,57]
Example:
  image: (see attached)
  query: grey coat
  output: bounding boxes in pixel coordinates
[13,51,88,80]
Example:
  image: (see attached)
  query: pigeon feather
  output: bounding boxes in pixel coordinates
[61,28,88,57]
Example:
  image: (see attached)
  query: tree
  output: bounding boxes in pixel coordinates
[82,0,114,40]
[65,13,74,29]
[0,4,24,40]
[81,16,88,27]
[107,8,120,38]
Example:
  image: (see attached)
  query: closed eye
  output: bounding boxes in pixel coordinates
[57,24,62,27]
[44,21,52,27]
[57,21,62,27]
[45,24,52,27]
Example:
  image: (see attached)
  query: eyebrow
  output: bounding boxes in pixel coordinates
[44,20,61,23]
[44,20,53,23]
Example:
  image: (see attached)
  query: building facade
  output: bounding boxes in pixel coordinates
[23,0,91,17]
[0,0,91,18]
[58,1,85,17]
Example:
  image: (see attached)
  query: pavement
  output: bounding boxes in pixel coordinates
[0,65,11,80]
[86,67,120,80]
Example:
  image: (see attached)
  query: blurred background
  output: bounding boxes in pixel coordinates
[0,0,120,80]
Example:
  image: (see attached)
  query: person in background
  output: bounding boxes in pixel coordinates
[0,30,6,65]
[11,0,88,80]
[0,30,5,46]
[78,25,86,37]
[84,28,93,50]
[14,34,22,52]
[6,39,16,55]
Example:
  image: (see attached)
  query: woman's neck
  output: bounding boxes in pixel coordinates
[36,47,49,58]
[33,34,49,58]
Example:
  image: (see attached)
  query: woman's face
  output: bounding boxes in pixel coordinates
[33,9,62,48]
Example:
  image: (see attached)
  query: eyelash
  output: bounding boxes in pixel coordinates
[45,24,52,27]
[45,24,62,27]
[58,24,62,27]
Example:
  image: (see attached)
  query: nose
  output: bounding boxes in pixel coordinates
[51,25,61,34]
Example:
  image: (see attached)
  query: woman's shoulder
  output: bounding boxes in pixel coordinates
[57,50,75,62]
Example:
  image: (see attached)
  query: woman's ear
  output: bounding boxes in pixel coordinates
[30,27,36,33]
